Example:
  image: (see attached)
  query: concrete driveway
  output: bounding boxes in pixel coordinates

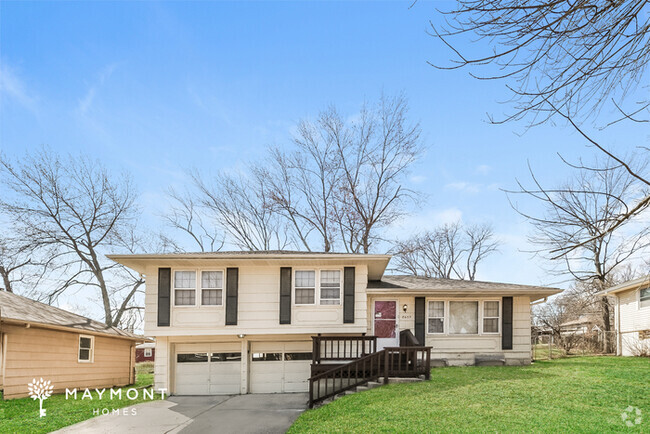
[55,393,309,434]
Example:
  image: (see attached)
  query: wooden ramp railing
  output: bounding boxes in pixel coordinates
[309,346,431,408]
[312,335,377,364]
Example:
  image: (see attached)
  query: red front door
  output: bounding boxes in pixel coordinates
[374,301,397,349]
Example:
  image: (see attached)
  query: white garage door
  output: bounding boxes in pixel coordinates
[175,343,241,395]
[249,341,312,393]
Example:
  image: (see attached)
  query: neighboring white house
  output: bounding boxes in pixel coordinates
[598,276,650,356]
[108,251,561,396]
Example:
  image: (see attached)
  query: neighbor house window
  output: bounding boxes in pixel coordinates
[320,270,341,305]
[428,301,445,334]
[78,335,94,362]
[201,270,223,306]
[483,301,500,333]
[449,301,478,334]
[641,287,650,309]
[174,271,196,306]
[144,348,152,357]
[295,270,315,304]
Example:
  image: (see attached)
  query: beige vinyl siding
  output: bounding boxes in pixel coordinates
[366,295,532,366]
[143,262,369,336]
[1,324,135,399]
[617,287,650,356]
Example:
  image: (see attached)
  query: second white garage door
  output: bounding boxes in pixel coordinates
[175,343,241,395]
[249,341,312,393]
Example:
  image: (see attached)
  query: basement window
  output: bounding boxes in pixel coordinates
[78,335,94,363]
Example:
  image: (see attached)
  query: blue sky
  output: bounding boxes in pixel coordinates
[1,0,646,303]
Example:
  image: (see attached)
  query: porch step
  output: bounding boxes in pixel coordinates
[367,381,382,389]
[431,358,448,368]
[474,354,506,366]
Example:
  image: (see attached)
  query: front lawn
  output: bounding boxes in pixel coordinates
[290,357,650,433]
[0,368,162,434]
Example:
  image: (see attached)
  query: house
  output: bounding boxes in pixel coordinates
[597,276,650,356]
[0,291,146,399]
[107,251,561,399]
[136,342,156,362]
[559,314,601,336]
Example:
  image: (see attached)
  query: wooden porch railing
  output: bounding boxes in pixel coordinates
[309,346,431,407]
[312,335,377,364]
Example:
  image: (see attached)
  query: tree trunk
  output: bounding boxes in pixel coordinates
[601,297,611,353]
[0,267,12,292]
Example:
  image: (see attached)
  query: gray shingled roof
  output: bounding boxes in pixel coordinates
[370,275,562,294]
[0,291,143,340]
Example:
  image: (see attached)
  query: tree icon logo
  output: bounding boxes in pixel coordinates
[28,378,54,417]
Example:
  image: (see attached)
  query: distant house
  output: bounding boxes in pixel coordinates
[598,277,650,356]
[136,342,155,362]
[560,314,601,336]
[0,291,146,399]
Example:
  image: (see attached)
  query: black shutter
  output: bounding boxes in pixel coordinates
[280,267,292,324]
[502,296,513,350]
[226,268,239,325]
[157,268,171,327]
[414,297,425,345]
[343,267,355,323]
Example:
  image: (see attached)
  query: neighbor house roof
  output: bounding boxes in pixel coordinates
[560,314,599,328]
[0,291,145,341]
[107,251,392,281]
[595,275,650,296]
[368,275,562,302]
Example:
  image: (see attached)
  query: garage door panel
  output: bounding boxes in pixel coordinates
[249,342,311,394]
[175,344,241,396]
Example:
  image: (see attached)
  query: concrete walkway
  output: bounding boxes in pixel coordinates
[55,393,309,434]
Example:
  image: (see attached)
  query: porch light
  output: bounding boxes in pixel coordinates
[402,304,408,313]
[237,334,246,338]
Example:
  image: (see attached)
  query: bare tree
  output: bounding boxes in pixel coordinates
[510,157,650,350]
[430,0,650,124]
[534,291,587,355]
[163,187,225,252]
[192,168,290,251]
[0,149,144,327]
[333,94,423,253]
[264,118,342,252]
[0,235,33,293]
[393,221,499,280]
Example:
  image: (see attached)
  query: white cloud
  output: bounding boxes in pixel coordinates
[0,62,37,112]
[78,63,117,114]
[409,175,427,184]
[445,181,481,194]
[476,164,492,175]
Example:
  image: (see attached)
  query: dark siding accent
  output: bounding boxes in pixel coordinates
[414,297,425,345]
[502,296,513,350]
[157,268,171,327]
[343,267,355,323]
[225,268,239,325]
[279,267,292,324]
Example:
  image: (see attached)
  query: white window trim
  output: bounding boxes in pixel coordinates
[427,299,446,334]
[426,298,502,336]
[639,286,650,310]
[172,268,226,308]
[199,269,225,307]
[78,334,95,363]
[144,348,152,357]
[482,300,501,334]
[293,268,344,307]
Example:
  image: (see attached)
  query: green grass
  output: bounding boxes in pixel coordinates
[290,357,650,433]
[0,369,163,434]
